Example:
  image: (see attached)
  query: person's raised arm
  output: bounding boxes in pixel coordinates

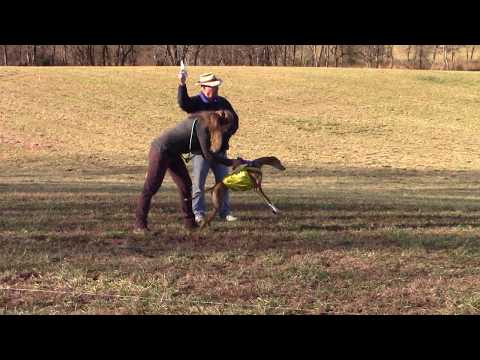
[177,70,196,113]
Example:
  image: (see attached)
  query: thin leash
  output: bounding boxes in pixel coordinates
[0,286,327,313]
[182,118,198,163]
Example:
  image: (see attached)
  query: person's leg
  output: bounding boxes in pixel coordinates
[168,155,197,229]
[212,152,231,219]
[191,154,211,219]
[135,146,169,229]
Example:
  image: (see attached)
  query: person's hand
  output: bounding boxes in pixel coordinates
[178,70,187,85]
[232,158,244,169]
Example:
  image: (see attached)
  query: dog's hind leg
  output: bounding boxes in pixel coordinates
[201,183,223,228]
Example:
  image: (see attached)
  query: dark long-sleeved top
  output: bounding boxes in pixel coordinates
[152,114,234,167]
[177,85,238,152]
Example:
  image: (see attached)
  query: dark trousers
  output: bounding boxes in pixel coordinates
[135,145,195,228]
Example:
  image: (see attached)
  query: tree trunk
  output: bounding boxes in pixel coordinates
[390,45,395,69]
[263,45,271,66]
[325,45,330,67]
[116,45,122,66]
[174,45,179,65]
[283,45,287,66]
[340,45,345,67]
[443,45,449,70]
[470,46,475,61]
[334,45,339,67]
[318,45,324,67]
[180,45,189,64]
[89,45,95,66]
[193,45,203,66]
[90,45,96,66]
[102,45,110,66]
[419,45,423,69]
[119,45,134,65]
[272,46,278,66]
[129,46,137,65]
[63,45,68,65]
[3,45,7,65]
[292,45,296,66]
[432,45,438,68]
[33,45,37,65]
[166,45,176,65]
[51,45,56,65]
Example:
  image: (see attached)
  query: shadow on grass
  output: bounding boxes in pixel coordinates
[2,165,480,257]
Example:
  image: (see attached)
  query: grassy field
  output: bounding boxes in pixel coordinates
[2,66,480,314]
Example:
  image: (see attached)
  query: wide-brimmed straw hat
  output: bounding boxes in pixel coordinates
[195,72,223,87]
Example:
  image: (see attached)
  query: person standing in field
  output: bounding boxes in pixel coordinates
[134,110,242,233]
[178,70,239,225]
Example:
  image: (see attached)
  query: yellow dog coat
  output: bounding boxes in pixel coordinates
[222,165,262,191]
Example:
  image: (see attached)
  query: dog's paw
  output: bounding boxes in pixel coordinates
[269,204,279,214]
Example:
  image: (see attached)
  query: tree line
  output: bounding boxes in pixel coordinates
[1,45,478,70]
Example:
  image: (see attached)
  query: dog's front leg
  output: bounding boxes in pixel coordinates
[255,186,279,214]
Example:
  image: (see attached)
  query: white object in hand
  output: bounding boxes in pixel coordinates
[180,60,188,79]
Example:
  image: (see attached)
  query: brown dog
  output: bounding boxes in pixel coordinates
[201,156,286,228]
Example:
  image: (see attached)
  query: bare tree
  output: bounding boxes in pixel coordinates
[431,45,439,68]
[114,45,135,66]
[191,45,205,65]
[282,45,288,66]
[333,45,339,67]
[325,45,331,67]
[102,45,111,66]
[4,44,476,69]
[443,45,450,70]
[309,45,324,67]
[3,45,7,65]
[50,45,56,65]
[87,45,95,66]
[62,45,68,65]
[32,45,37,65]
[416,45,424,69]
[388,45,395,68]
[464,45,476,66]
[165,45,190,65]
[406,45,412,67]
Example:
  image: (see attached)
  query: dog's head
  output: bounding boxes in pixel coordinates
[269,157,286,171]
[253,156,286,171]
